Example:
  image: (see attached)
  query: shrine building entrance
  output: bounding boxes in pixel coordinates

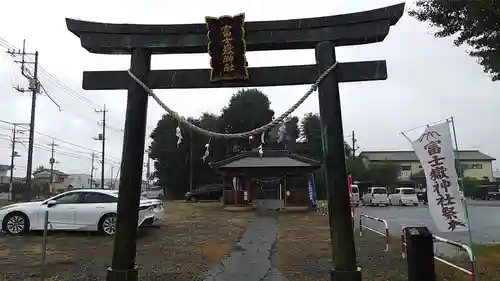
[213,150,320,211]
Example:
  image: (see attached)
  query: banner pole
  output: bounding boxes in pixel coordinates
[449,117,478,281]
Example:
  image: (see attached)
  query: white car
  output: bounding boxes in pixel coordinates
[362,187,390,206]
[350,184,360,207]
[0,189,164,236]
[389,188,419,206]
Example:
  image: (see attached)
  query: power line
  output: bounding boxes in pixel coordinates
[29,142,120,164]
[0,119,121,163]
[0,37,102,110]
[0,37,126,134]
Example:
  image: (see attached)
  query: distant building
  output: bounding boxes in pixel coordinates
[0,164,10,177]
[33,169,69,193]
[359,150,496,181]
[65,174,95,189]
[0,164,24,185]
[493,169,500,181]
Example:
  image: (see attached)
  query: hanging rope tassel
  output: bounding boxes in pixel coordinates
[258,132,265,157]
[277,122,286,143]
[257,144,263,157]
[176,126,183,147]
[202,138,212,163]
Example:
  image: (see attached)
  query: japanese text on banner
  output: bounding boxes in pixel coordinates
[411,122,468,232]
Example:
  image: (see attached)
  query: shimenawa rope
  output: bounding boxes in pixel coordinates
[126,61,338,139]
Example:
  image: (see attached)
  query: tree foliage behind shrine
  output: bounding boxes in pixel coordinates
[149,89,398,199]
[410,0,500,81]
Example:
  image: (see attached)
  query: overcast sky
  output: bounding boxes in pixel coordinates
[1,0,499,180]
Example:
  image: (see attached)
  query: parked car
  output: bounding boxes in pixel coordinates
[361,187,390,206]
[389,188,419,206]
[416,188,428,204]
[471,185,500,200]
[350,184,360,207]
[141,187,164,199]
[0,189,164,236]
[185,184,223,202]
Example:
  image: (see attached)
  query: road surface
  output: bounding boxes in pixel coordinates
[356,202,500,244]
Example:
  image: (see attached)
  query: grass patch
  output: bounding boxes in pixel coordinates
[0,201,253,280]
[276,211,500,281]
[437,243,500,281]
[0,199,10,207]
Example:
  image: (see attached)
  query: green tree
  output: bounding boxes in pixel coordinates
[410,1,500,81]
[346,158,370,182]
[285,116,300,145]
[150,112,231,199]
[301,113,323,160]
[150,89,278,199]
[300,113,353,161]
[219,89,274,151]
[300,113,356,199]
[150,113,227,199]
[367,163,400,187]
[189,113,226,187]
[150,114,188,199]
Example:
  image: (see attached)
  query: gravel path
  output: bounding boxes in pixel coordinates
[202,211,287,281]
[356,230,407,281]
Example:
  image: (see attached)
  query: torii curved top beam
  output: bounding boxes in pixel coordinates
[66,3,405,54]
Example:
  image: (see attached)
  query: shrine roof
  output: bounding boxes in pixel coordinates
[213,150,320,169]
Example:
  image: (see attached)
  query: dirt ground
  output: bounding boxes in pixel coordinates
[0,201,253,281]
[276,211,499,281]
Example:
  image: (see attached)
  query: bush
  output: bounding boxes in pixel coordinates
[462,177,490,197]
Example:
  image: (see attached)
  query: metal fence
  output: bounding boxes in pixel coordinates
[359,213,389,252]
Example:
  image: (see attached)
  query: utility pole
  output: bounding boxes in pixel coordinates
[94,104,108,189]
[146,149,151,192]
[90,151,96,188]
[351,130,356,160]
[7,40,40,195]
[9,125,17,201]
[8,125,24,201]
[48,141,58,191]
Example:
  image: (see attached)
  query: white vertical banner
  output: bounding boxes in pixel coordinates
[410,122,468,232]
[232,177,238,190]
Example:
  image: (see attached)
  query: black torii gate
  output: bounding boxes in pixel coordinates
[66,3,404,281]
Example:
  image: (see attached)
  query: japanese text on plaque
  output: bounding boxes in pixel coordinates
[206,14,249,82]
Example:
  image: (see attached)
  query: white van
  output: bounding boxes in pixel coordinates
[350,184,360,207]
[389,188,418,206]
[362,187,390,206]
